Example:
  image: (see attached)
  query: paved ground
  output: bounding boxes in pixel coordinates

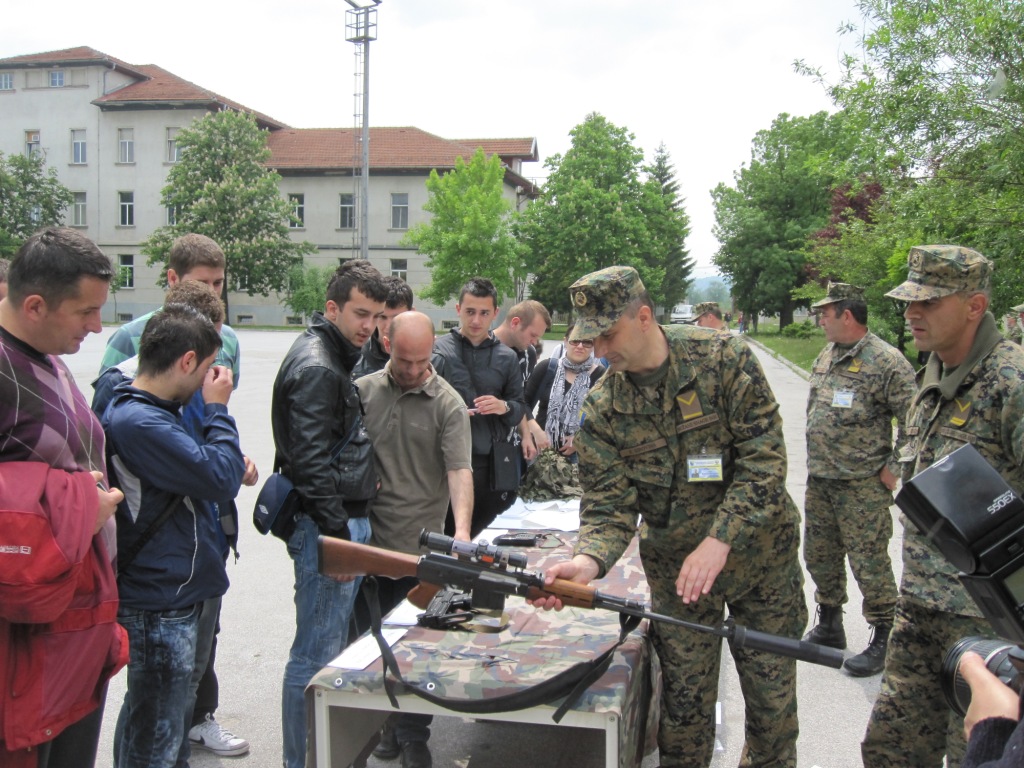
[63,327,901,768]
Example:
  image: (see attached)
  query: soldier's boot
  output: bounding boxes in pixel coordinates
[843,623,891,677]
[372,718,400,760]
[803,604,847,650]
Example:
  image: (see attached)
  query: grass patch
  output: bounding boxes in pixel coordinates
[748,321,827,373]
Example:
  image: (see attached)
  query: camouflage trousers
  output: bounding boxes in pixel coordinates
[641,525,806,767]
[803,475,897,626]
[861,598,988,768]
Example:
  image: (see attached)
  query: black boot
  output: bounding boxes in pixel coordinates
[372,718,400,760]
[843,623,891,677]
[803,604,847,649]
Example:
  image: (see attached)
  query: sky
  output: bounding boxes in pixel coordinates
[2,0,866,280]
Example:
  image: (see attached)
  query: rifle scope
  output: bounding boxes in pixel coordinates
[420,530,528,570]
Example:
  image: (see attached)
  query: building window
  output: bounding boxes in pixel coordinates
[339,193,355,229]
[118,192,135,226]
[48,70,64,88]
[166,205,181,226]
[390,258,408,281]
[166,127,181,162]
[117,312,134,323]
[118,128,134,164]
[0,74,13,91]
[289,194,305,228]
[71,129,86,164]
[72,192,87,226]
[391,193,409,229]
[25,130,40,157]
[118,254,135,289]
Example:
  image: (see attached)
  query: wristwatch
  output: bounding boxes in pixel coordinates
[503,400,511,414]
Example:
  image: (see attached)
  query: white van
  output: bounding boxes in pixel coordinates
[670,304,694,324]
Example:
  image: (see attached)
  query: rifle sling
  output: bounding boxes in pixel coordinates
[361,576,641,723]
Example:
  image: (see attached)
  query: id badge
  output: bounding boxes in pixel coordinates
[832,390,854,408]
[687,454,724,482]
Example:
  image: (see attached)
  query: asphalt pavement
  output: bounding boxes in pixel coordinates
[62,327,899,768]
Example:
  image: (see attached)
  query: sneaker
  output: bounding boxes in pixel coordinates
[189,713,250,757]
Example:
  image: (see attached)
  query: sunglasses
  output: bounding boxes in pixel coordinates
[567,339,594,348]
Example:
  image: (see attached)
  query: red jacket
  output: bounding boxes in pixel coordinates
[0,462,128,766]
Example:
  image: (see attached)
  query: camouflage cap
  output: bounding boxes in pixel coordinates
[811,281,865,309]
[568,266,645,340]
[884,245,992,301]
[693,301,720,318]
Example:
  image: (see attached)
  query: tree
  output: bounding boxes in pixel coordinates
[798,0,1024,318]
[644,143,694,311]
[284,264,333,321]
[518,113,686,314]
[712,111,863,327]
[403,148,522,306]
[142,110,314,315]
[0,151,73,257]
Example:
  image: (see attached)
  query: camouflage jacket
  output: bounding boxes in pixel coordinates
[574,324,800,577]
[806,331,917,480]
[900,313,1024,615]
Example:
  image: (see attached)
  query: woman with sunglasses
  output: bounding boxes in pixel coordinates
[524,323,606,462]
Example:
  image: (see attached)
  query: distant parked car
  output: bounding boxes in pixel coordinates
[670,304,694,324]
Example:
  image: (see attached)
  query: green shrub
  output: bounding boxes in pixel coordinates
[780,320,817,339]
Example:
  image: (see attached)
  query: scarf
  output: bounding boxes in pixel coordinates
[545,352,595,448]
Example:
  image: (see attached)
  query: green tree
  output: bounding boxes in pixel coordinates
[0,151,74,257]
[284,264,333,321]
[519,113,684,314]
[644,143,694,311]
[142,110,314,315]
[799,0,1024,317]
[403,148,521,306]
[712,111,861,327]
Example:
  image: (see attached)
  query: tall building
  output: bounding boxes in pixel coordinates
[0,46,539,326]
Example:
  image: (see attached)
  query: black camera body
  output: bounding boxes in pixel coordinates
[896,443,1024,645]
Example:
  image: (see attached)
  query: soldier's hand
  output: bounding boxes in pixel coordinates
[531,556,599,611]
[91,471,123,535]
[879,466,898,492]
[961,651,1021,740]
[676,536,731,604]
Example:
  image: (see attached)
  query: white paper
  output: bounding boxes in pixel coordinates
[329,627,407,670]
[384,599,424,627]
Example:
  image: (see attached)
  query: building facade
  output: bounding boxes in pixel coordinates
[0,46,539,327]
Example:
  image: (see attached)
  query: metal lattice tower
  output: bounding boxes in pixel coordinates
[345,1,380,261]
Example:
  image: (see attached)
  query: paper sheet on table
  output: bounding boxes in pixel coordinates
[490,497,580,531]
[383,599,423,627]
[329,627,407,670]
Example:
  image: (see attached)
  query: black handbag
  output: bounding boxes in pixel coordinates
[490,439,522,492]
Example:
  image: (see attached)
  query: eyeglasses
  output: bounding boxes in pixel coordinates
[567,339,594,348]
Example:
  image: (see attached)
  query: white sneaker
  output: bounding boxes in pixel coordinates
[188,713,250,756]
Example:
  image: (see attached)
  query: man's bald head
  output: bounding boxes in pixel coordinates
[388,311,436,391]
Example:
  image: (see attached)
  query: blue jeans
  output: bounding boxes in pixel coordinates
[114,604,200,768]
[281,514,370,768]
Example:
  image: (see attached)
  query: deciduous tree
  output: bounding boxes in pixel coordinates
[0,151,73,257]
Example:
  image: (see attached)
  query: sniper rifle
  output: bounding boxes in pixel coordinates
[318,529,843,669]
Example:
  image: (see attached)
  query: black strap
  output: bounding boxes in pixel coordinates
[272,419,358,474]
[362,576,642,723]
[118,493,185,572]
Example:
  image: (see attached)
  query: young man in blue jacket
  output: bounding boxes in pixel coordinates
[103,305,245,768]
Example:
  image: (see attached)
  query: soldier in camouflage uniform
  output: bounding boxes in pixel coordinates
[802,282,917,677]
[861,246,1024,767]
[534,266,806,768]
[693,301,728,331]
[1008,304,1024,344]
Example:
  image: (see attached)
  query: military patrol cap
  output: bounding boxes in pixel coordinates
[811,281,865,309]
[568,266,645,340]
[693,301,720,319]
[884,245,992,301]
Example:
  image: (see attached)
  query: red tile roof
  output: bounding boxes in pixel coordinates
[458,138,538,162]
[0,46,144,77]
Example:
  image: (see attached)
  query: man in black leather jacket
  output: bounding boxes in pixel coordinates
[351,275,414,379]
[271,259,388,768]
[432,277,528,537]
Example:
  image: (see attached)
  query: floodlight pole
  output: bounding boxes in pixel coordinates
[346,0,381,261]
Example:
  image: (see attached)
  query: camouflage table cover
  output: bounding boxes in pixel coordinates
[310,534,658,768]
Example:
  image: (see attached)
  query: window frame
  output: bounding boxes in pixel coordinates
[390,192,409,230]
[72,192,87,227]
[118,254,135,289]
[117,128,134,164]
[0,73,13,91]
[71,129,86,164]
[289,193,305,229]
[166,127,181,163]
[339,193,355,229]
[25,130,40,157]
[48,70,64,88]
[118,191,135,227]
[390,258,408,281]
